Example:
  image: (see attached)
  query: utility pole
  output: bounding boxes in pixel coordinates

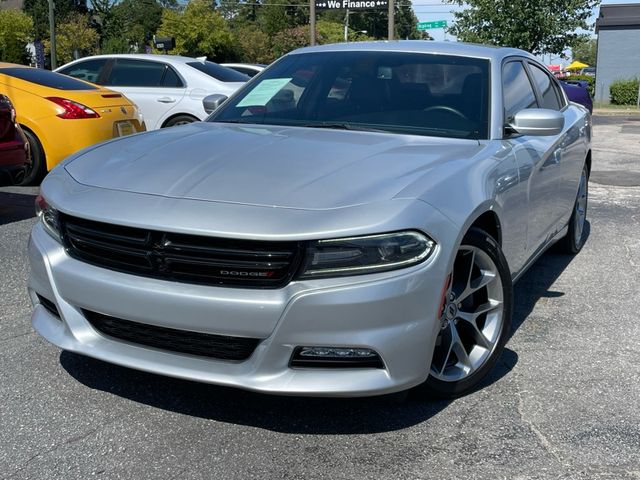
[48,0,57,69]
[310,0,316,46]
[344,9,350,42]
[388,0,394,40]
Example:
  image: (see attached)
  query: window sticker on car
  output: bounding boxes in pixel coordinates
[237,78,292,107]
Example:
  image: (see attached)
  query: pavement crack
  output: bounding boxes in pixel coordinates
[6,411,139,479]
[622,238,640,268]
[512,374,568,469]
[0,330,33,343]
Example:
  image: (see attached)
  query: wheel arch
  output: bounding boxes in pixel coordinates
[17,122,48,166]
[160,112,200,129]
[585,149,592,176]
[468,210,502,246]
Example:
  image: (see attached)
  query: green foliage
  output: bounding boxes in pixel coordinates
[395,2,422,40]
[154,0,233,60]
[569,74,595,97]
[571,37,596,66]
[0,9,33,64]
[271,25,311,59]
[22,0,426,63]
[259,0,308,37]
[610,78,639,106]
[232,23,273,63]
[43,13,99,65]
[101,36,133,55]
[445,0,598,56]
[103,0,163,53]
[23,0,88,40]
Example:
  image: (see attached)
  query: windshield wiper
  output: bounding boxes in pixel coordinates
[300,122,388,133]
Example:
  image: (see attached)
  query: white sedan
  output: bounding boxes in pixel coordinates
[56,54,248,129]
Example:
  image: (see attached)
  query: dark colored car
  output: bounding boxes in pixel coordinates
[0,94,29,184]
[560,80,593,113]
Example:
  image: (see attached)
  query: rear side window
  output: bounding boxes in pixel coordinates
[105,59,167,87]
[58,58,108,84]
[528,63,561,110]
[162,66,184,87]
[0,67,98,90]
[502,61,538,122]
[186,61,249,82]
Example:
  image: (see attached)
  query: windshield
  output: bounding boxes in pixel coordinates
[209,51,490,139]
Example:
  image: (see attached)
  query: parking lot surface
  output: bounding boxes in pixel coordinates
[1,116,639,480]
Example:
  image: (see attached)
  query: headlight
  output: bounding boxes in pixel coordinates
[298,231,436,279]
[35,195,61,241]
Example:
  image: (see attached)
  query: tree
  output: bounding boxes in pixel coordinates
[154,0,234,60]
[0,9,33,64]
[232,23,273,63]
[445,0,598,56]
[102,0,163,53]
[23,0,88,40]
[346,1,424,40]
[43,13,98,64]
[271,25,311,58]
[571,37,596,66]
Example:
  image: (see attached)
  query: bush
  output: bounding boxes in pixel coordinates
[610,77,640,105]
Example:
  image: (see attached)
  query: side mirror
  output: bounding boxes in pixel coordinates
[508,108,564,136]
[203,94,228,114]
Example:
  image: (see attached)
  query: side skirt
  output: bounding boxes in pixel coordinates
[511,224,569,284]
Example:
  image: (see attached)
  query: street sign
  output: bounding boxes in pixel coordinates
[417,20,447,30]
[315,0,388,10]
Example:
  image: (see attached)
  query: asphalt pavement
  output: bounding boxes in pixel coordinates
[1,117,639,479]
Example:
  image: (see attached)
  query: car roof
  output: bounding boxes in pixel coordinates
[290,41,536,62]
[59,54,209,67]
[0,62,28,69]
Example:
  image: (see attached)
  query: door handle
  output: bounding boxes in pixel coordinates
[157,97,176,103]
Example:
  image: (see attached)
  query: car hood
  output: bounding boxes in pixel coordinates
[65,122,484,210]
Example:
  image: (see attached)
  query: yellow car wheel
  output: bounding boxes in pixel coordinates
[18,128,46,186]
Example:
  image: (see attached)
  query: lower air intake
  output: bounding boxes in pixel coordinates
[83,309,260,361]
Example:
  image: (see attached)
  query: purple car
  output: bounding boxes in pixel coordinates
[560,80,592,114]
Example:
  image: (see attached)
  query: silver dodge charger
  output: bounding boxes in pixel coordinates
[29,42,591,398]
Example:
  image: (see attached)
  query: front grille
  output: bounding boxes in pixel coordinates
[83,309,260,361]
[60,214,303,288]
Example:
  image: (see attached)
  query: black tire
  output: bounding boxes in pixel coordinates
[17,129,46,186]
[420,228,513,399]
[558,164,589,254]
[163,115,199,128]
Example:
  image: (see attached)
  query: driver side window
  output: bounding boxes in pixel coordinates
[502,60,538,124]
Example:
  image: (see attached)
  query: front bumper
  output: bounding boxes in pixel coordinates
[29,217,451,397]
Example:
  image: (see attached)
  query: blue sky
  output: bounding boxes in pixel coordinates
[415,0,640,61]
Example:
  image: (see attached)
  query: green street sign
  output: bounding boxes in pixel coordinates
[417,20,447,31]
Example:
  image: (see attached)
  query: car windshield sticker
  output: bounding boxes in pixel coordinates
[237,78,292,107]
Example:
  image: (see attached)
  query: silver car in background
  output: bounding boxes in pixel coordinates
[29,42,591,398]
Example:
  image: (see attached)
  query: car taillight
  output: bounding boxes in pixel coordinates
[46,97,100,119]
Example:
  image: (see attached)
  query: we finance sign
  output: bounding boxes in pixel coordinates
[315,0,388,9]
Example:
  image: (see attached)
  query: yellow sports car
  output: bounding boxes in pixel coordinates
[0,63,145,185]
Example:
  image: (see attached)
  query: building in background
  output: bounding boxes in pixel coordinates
[595,3,640,104]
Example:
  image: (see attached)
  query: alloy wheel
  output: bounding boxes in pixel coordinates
[430,245,505,382]
[574,168,588,247]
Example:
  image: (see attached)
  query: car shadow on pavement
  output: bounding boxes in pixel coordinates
[57,223,589,434]
[509,221,591,337]
[59,347,517,434]
[0,191,37,226]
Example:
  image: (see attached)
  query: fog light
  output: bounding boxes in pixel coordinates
[290,346,384,369]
